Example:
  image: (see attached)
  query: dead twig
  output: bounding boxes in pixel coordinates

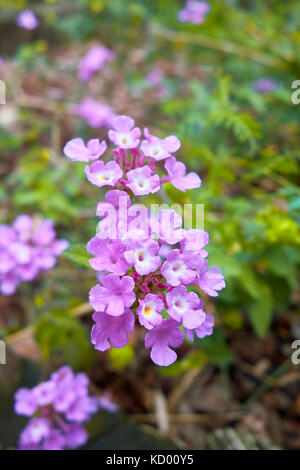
[132,411,243,425]
[153,390,169,433]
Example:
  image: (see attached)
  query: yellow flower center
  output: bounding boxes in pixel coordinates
[144,305,151,315]
[173,263,182,272]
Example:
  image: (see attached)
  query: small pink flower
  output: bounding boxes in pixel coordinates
[252,77,277,93]
[178,1,210,25]
[87,236,129,275]
[19,418,51,446]
[166,286,206,329]
[64,424,88,449]
[108,115,141,149]
[78,46,114,82]
[141,128,181,161]
[146,69,164,86]
[124,239,161,275]
[12,215,32,242]
[91,309,135,350]
[126,165,160,196]
[180,229,209,256]
[33,381,56,407]
[197,261,225,296]
[161,249,200,287]
[144,319,184,366]
[14,389,38,416]
[165,157,201,192]
[105,189,131,208]
[137,294,164,330]
[186,313,214,340]
[41,429,65,450]
[84,160,123,187]
[16,10,39,30]
[89,274,136,316]
[150,209,185,245]
[74,98,115,128]
[63,138,107,162]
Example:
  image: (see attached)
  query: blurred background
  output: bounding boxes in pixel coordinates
[0,0,299,450]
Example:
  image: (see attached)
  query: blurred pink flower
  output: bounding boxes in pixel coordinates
[178,1,210,25]
[78,46,114,82]
[74,98,116,128]
[16,10,39,30]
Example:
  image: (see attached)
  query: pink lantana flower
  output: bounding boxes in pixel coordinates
[0,216,68,295]
[141,128,181,161]
[252,77,277,94]
[14,389,38,417]
[105,189,131,208]
[178,1,210,25]
[166,286,206,329]
[19,418,51,447]
[180,229,209,257]
[65,113,226,366]
[124,239,161,275]
[165,157,201,192]
[108,115,141,149]
[137,294,164,330]
[197,260,226,296]
[74,98,115,128]
[16,10,39,30]
[161,249,199,287]
[63,138,107,162]
[63,424,88,449]
[126,166,160,196]
[87,237,129,275]
[150,209,186,245]
[144,319,184,366]
[145,69,164,86]
[89,274,136,316]
[84,160,123,187]
[15,366,106,450]
[186,313,214,340]
[91,309,135,351]
[33,381,56,407]
[78,46,114,82]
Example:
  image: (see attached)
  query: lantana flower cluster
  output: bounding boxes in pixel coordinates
[0,215,68,295]
[64,115,225,367]
[14,366,117,450]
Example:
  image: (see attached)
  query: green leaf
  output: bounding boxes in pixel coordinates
[239,265,261,298]
[263,247,297,290]
[196,327,234,368]
[208,249,242,279]
[109,345,135,369]
[160,350,207,377]
[247,286,273,338]
[63,244,91,268]
[34,309,94,370]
